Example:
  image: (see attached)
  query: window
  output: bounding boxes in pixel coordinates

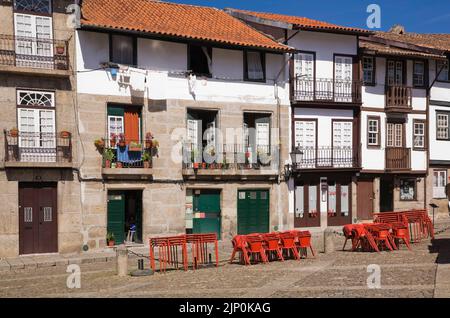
[367,117,380,147]
[413,61,425,87]
[110,34,135,65]
[413,120,426,150]
[188,45,212,77]
[14,0,52,14]
[363,56,375,85]
[387,60,404,85]
[437,112,450,140]
[244,113,271,163]
[437,59,449,82]
[107,105,141,148]
[387,123,403,147]
[293,52,315,101]
[400,179,416,201]
[433,170,448,198]
[244,51,265,81]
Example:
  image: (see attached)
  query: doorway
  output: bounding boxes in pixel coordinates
[19,182,58,255]
[237,189,270,235]
[357,177,374,220]
[107,190,143,245]
[380,175,394,212]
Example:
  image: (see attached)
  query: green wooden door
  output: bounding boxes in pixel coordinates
[237,190,270,235]
[107,192,125,244]
[193,190,221,239]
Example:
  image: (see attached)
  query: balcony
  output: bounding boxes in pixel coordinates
[385,147,411,171]
[292,146,360,171]
[385,85,412,112]
[4,130,72,168]
[0,34,69,76]
[182,143,279,180]
[292,77,362,104]
[100,139,153,180]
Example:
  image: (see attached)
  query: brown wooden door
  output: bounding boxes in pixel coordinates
[327,176,353,226]
[357,178,374,220]
[19,183,57,254]
[294,175,321,228]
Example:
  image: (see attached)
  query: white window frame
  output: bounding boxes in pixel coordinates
[433,170,448,199]
[107,115,124,148]
[363,56,375,85]
[437,113,449,140]
[387,123,403,147]
[413,121,425,149]
[413,61,425,87]
[367,118,379,146]
[437,59,449,82]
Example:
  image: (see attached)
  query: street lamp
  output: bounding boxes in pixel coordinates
[429,203,438,229]
[284,147,303,180]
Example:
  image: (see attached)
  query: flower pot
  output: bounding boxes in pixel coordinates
[56,46,65,55]
[129,146,141,152]
[193,162,199,169]
[105,160,111,168]
[60,131,71,138]
[116,162,123,168]
[209,163,216,169]
[143,161,150,168]
[145,140,153,149]
[9,129,19,137]
[217,163,222,169]
[202,162,207,169]
[108,240,115,247]
[118,141,126,148]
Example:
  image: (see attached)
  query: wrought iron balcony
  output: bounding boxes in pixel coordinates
[292,76,362,104]
[385,147,411,171]
[182,143,279,177]
[292,146,360,170]
[0,34,69,71]
[100,139,153,169]
[385,85,412,111]
[4,130,72,166]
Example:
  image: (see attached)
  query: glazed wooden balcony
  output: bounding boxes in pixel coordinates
[385,85,412,112]
[3,130,72,168]
[292,146,360,171]
[385,147,411,171]
[292,77,362,104]
[0,34,69,76]
[100,138,153,180]
[182,143,279,180]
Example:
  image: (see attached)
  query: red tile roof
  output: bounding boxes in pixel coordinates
[80,0,292,52]
[373,32,450,53]
[226,9,371,35]
[360,39,446,60]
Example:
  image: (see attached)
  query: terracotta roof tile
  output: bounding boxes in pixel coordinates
[80,0,291,52]
[360,39,446,60]
[374,32,450,53]
[226,8,371,35]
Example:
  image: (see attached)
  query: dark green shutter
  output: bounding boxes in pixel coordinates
[107,192,125,244]
[107,106,125,117]
[237,190,269,235]
[193,190,221,239]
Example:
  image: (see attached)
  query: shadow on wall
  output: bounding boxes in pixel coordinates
[0,74,72,91]
[428,238,450,264]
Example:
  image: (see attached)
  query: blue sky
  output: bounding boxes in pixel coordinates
[168,0,450,33]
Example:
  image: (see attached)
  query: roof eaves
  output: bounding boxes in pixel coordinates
[366,34,447,56]
[224,8,294,30]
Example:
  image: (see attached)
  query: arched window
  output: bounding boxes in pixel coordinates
[14,0,52,14]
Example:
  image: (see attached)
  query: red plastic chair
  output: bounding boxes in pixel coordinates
[279,232,300,260]
[229,235,250,265]
[391,224,412,251]
[296,231,315,258]
[245,235,268,264]
[262,233,284,262]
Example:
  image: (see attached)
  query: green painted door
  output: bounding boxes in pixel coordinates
[237,190,270,235]
[193,190,221,239]
[107,192,125,244]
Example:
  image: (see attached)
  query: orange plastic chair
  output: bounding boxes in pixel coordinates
[296,230,315,258]
[229,235,250,265]
[245,234,268,264]
[391,225,412,251]
[279,232,300,260]
[262,233,284,262]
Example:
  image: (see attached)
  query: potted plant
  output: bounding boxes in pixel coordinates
[117,133,126,148]
[110,133,117,146]
[116,161,123,168]
[129,141,142,152]
[104,148,115,168]
[9,128,19,137]
[142,151,151,168]
[151,139,159,157]
[60,131,71,139]
[55,44,65,55]
[145,132,154,149]
[94,138,105,152]
[106,232,115,247]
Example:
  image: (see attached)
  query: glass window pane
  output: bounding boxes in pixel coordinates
[341,185,350,216]
[308,186,317,214]
[111,35,134,65]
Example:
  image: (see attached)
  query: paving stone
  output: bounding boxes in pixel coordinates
[20,257,37,269]
[6,258,25,270]
[0,260,11,271]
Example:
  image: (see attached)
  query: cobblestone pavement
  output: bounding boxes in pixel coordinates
[1,225,450,298]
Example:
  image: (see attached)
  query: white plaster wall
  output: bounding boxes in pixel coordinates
[293,108,354,147]
[430,105,450,161]
[76,30,290,105]
[429,60,450,102]
[406,114,427,171]
[360,111,386,170]
[287,30,357,79]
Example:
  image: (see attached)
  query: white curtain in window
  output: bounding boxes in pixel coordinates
[247,52,264,80]
[112,35,133,65]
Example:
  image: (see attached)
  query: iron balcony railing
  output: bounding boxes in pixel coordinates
[385,85,412,110]
[182,143,279,170]
[292,146,360,170]
[385,147,411,170]
[101,139,152,169]
[0,34,69,70]
[4,130,72,163]
[292,76,362,103]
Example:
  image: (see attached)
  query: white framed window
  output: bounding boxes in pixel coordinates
[437,59,449,82]
[387,123,403,147]
[367,117,380,146]
[363,56,375,85]
[108,115,124,147]
[437,113,449,140]
[413,61,425,86]
[294,52,314,101]
[433,170,448,199]
[245,51,265,81]
[111,34,134,65]
[413,121,425,149]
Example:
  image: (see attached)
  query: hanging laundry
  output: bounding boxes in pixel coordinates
[147,71,168,100]
[129,68,147,92]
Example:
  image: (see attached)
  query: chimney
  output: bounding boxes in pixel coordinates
[389,24,406,34]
